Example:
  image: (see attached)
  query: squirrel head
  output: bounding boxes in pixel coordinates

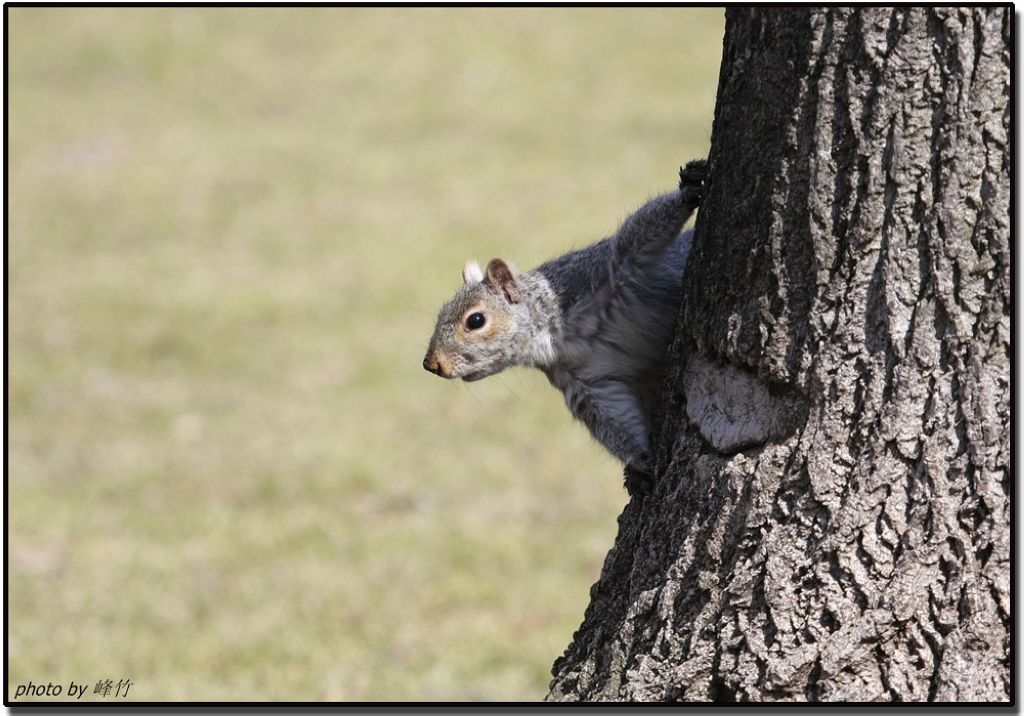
[423,257,531,381]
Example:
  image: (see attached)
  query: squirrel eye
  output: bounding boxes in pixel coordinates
[465,312,486,330]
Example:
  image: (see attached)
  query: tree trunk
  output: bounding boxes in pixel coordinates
[548,7,1010,702]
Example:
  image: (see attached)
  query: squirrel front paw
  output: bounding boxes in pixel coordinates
[679,159,708,207]
[623,455,655,498]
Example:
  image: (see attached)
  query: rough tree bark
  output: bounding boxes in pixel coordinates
[548,7,1010,702]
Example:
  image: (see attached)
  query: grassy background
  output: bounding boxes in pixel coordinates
[7,7,723,702]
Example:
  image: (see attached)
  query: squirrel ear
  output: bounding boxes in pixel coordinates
[485,258,519,304]
[462,260,484,285]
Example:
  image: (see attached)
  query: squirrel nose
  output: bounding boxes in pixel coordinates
[423,355,446,377]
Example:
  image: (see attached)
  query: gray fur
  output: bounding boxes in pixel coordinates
[424,162,707,492]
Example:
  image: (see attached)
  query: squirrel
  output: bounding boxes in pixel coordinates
[423,159,708,495]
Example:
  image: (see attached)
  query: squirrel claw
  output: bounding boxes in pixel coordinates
[623,458,655,498]
[679,159,708,206]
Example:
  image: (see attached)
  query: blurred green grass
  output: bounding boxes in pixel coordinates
[7,7,723,701]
